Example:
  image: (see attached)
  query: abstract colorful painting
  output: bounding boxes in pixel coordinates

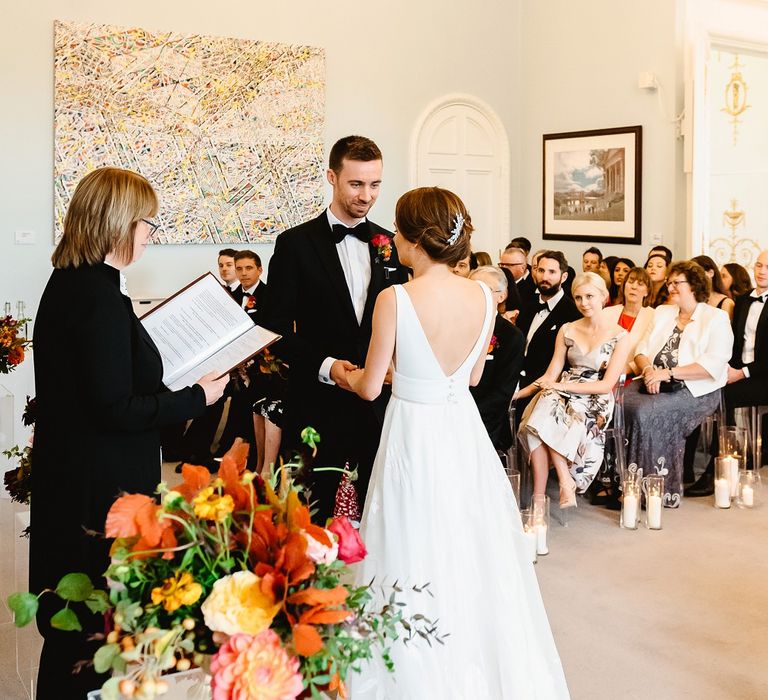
[54,20,325,244]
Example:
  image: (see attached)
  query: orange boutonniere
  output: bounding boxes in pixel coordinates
[487,335,499,355]
[371,233,392,263]
[245,294,256,310]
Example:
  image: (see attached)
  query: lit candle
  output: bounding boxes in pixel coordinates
[647,495,662,529]
[536,524,549,555]
[741,484,754,508]
[714,478,731,508]
[524,528,538,563]
[724,455,739,497]
[623,494,638,528]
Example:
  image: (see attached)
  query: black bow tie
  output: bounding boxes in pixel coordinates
[331,222,371,245]
[747,295,766,304]
[537,300,549,313]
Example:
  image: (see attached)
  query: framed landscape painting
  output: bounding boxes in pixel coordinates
[542,125,642,245]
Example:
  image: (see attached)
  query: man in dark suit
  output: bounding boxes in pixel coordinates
[516,250,580,395]
[263,135,408,520]
[469,266,525,450]
[687,250,768,495]
[500,244,537,313]
[233,250,266,323]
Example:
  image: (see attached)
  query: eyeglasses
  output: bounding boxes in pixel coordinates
[666,278,689,289]
[141,219,162,236]
[499,262,526,268]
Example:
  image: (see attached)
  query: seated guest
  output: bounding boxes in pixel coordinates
[599,255,618,292]
[582,246,602,273]
[721,262,753,300]
[645,253,670,307]
[516,273,631,507]
[648,244,673,264]
[610,257,635,304]
[623,261,733,506]
[692,255,735,320]
[508,236,532,267]
[687,250,768,495]
[603,267,655,375]
[218,247,240,291]
[500,244,536,310]
[474,250,493,267]
[499,266,523,324]
[233,250,265,320]
[468,266,525,450]
[516,250,581,403]
[451,253,477,277]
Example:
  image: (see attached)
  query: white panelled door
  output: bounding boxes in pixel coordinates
[411,95,509,257]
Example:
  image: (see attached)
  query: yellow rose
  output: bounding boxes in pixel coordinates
[151,572,202,612]
[201,571,280,636]
[192,487,234,522]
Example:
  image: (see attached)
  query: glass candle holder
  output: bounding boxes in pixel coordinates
[643,475,664,530]
[714,457,733,508]
[620,473,641,530]
[532,494,550,555]
[505,466,521,505]
[719,426,747,497]
[737,470,756,509]
[521,508,538,563]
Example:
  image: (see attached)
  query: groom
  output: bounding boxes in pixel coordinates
[263,136,408,520]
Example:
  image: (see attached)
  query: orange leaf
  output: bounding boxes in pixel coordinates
[304,523,331,548]
[159,526,178,560]
[219,458,251,510]
[105,494,156,539]
[219,438,249,474]
[175,463,211,500]
[293,623,323,656]
[287,585,348,607]
[300,608,353,625]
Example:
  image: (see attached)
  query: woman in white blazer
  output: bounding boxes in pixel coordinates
[602,267,656,376]
[621,261,734,507]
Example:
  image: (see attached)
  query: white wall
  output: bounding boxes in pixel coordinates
[0,0,524,415]
[519,0,684,270]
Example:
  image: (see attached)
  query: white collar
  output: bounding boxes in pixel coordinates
[326,207,366,231]
[242,282,259,295]
[750,289,768,301]
[540,287,564,310]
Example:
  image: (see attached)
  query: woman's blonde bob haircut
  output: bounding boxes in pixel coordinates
[52,167,158,269]
[571,271,610,301]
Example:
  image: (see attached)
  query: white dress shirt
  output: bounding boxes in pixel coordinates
[240,280,262,309]
[741,290,768,375]
[526,288,564,349]
[635,302,733,397]
[318,208,372,384]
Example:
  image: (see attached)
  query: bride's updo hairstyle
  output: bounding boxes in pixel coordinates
[395,187,473,267]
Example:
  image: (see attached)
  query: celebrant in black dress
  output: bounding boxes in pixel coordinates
[31,167,228,699]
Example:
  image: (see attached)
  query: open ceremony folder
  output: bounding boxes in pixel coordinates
[140,273,280,391]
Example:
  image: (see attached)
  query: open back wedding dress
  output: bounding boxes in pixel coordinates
[349,282,570,699]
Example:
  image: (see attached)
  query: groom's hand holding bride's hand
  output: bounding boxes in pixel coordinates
[331,359,358,391]
[346,367,364,393]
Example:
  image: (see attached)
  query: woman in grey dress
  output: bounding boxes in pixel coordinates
[623,260,733,507]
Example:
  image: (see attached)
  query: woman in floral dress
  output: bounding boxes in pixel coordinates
[516,272,631,507]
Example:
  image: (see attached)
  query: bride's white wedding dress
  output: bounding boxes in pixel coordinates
[349,283,570,699]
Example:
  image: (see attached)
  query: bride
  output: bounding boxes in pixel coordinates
[345,187,570,699]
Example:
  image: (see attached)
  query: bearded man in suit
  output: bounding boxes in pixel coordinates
[516,250,580,404]
[263,136,408,520]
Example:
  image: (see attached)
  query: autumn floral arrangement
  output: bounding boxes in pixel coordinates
[0,314,31,374]
[3,396,36,519]
[8,433,439,699]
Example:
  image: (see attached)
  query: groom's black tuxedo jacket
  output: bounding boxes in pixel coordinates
[263,212,408,517]
[724,293,768,412]
[516,294,580,389]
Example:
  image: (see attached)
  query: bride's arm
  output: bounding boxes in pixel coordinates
[347,288,397,401]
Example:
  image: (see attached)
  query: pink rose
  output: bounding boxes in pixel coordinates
[327,516,367,564]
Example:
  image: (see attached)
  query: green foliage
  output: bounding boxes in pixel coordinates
[7,591,38,627]
[55,572,94,602]
[50,607,81,631]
